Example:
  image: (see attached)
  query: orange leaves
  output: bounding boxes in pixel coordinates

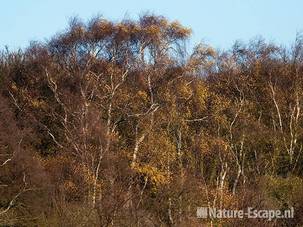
[138,15,191,45]
[136,90,149,103]
[196,135,229,156]
[167,21,191,40]
[143,24,162,43]
[87,18,114,42]
[10,83,18,91]
[63,180,78,194]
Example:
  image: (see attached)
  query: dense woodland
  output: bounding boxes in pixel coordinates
[1,15,303,226]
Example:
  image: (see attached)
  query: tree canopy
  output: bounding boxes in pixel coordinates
[1,15,303,226]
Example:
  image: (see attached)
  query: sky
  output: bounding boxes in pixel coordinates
[1,0,303,51]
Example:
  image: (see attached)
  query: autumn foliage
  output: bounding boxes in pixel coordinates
[1,15,303,226]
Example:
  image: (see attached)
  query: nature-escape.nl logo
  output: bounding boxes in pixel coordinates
[197,207,294,221]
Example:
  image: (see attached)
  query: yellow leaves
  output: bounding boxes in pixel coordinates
[142,19,191,42]
[149,131,177,164]
[194,81,208,109]
[188,44,216,72]
[116,23,129,34]
[130,131,176,188]
[73,163,95,185]
[178,83,192,99]
[211,93,230,125]
[132,163,168,186]
[213,94,230,110]
[31,99,46,109]
[146,25,161,35]
[128,90,150,112]
[198,138,211,155]
[137,90,148,102]
[10,82,48,110]
[11,83,18,91]
[197,136,229,155]
[212,138,229,153]
[63,180,77,193]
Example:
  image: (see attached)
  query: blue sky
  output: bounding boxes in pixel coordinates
[1,0,303,50]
